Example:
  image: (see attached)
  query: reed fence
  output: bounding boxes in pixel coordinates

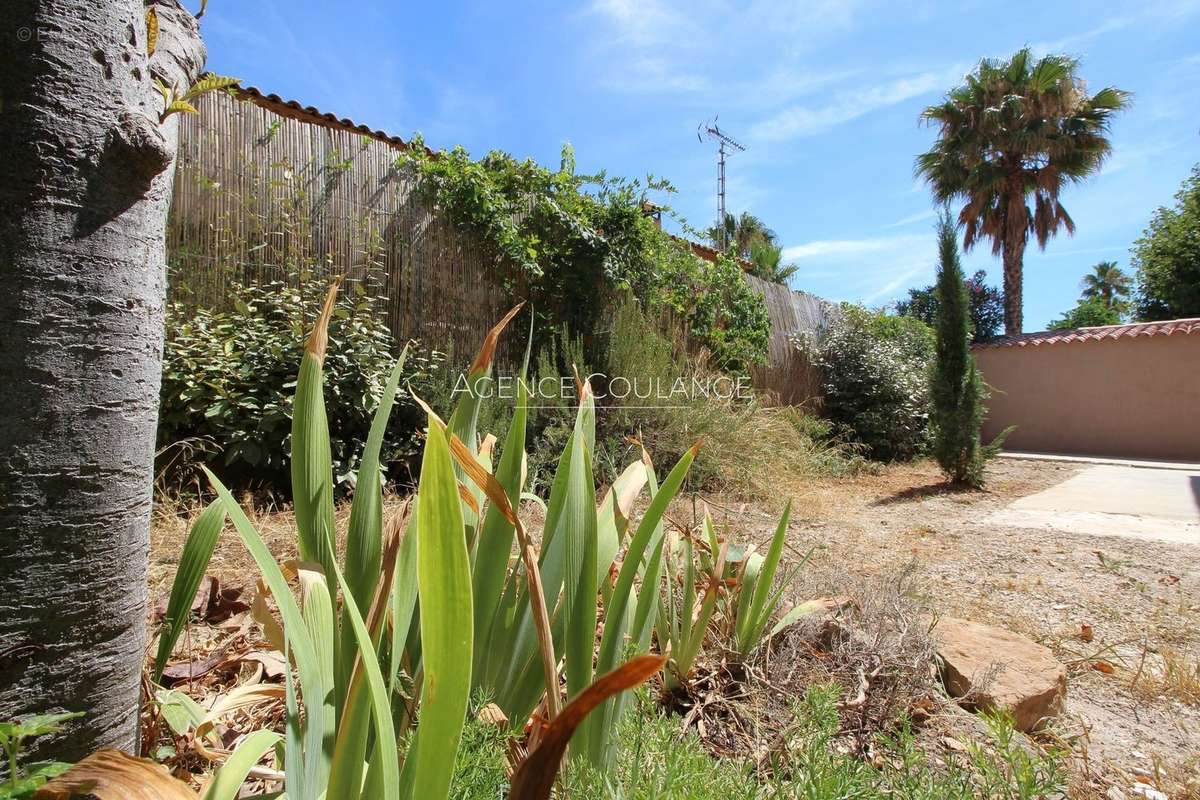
[744,273,829,406]
[168,89,510,361]
[167,89,826,403]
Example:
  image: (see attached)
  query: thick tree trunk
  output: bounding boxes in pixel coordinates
[1001,236,1026,336]
[0,0,203,760]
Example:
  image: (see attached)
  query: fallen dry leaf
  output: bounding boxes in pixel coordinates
[34,748,196,799]
[1079,624,1094,643]
[1158,575,1180,586]
[1092,660,1115,675]
[510,654,665,800]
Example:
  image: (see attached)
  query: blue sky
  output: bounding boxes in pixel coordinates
[202,0,1200,330]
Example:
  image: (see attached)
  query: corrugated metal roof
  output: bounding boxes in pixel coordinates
[974,318,1200,349]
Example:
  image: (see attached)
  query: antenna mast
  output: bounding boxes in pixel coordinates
[698,117,746,250]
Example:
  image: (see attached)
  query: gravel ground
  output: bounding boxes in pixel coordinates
[692,457,1200,797]
[149,456,1200,796]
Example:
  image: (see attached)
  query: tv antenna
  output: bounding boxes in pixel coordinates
[697,117,745,250]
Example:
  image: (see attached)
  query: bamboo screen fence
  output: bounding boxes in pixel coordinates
[167,89,510,360]
[167,89,826,403]
[744,273,830,406]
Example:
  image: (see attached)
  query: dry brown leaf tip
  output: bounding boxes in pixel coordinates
[35,748,197,799]
[470,303,524,376]
[304,279,342,361]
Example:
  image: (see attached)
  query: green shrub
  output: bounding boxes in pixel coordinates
[798,304,933,461]
[400,140,770,372]
[157,280,442,493]
[930,212,1005,487]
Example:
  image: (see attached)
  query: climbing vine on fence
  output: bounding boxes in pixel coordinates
[398,138,769,370]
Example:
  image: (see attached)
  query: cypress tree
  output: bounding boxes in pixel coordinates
[930,210,1006,486]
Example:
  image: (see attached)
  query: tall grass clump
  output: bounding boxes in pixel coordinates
[929,211,1009,487]
[598,296,863,496]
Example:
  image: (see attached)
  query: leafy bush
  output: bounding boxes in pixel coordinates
[400,140,770,372]
[798,305,933,461]
[0,713,79,799]
[157,280,442,493]
[1047,296,1123,330]
[897,268,1004,343]
[1133,163,1200,321]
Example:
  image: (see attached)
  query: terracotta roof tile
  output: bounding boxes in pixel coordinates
[973,318,1200,349]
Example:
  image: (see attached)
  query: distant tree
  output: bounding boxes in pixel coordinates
[929,212,1002,487]
[1080,261,1133,312]
[708,211,774,255]
[916,48,1130,335]
[748,239,799,284]
[1048,297,1123,330]
[896,269,1004,342]
[1132,164,1200,321]
[708,211,799,285]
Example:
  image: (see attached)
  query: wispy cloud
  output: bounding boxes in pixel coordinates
[883,208,937,229]
[749,66,963,141]
[783,233,939,305]
[1029,16,1136,55]
[783,233,930,261]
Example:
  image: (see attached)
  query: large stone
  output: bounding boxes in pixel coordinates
[933,617,1067,732]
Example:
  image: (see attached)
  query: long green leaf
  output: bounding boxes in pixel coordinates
[204,468,326,800]
[325,555,401,800]
[587,444,697,765]
[203,730,282,800]
[736,500,792,657]
[339,350,409,710]
[559,391,598,759]
[153,501,226,682]
[389,503,420,698]
[471,378,528,688]
[399,417,473,800]
[292,284,338,592]
[345,348,409,617]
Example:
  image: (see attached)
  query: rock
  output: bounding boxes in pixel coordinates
[1107,787,1127,800]
[1131,782,1169,800]
[933,617,1067,732]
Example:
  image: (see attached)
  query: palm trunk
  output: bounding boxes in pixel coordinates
[1001,233,1026,336]
[0,0,203,760]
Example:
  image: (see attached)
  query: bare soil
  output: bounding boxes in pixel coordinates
[148,457,1200,797]
[688,457,1200,797]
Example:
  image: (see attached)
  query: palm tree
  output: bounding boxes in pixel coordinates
[708,211,777,257]
[749,239,800,285]
[1080,261,1133,311]
[916,48,1130,335]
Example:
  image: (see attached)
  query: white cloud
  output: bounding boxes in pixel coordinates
[783,233,930,261]
[1029,16,1135,55]
[750,66,963,141]
[782,233,947,306]
[883,208,937,229]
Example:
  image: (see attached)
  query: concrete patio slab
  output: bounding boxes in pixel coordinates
[987,464,1200,545]
[999,452,1200,471]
